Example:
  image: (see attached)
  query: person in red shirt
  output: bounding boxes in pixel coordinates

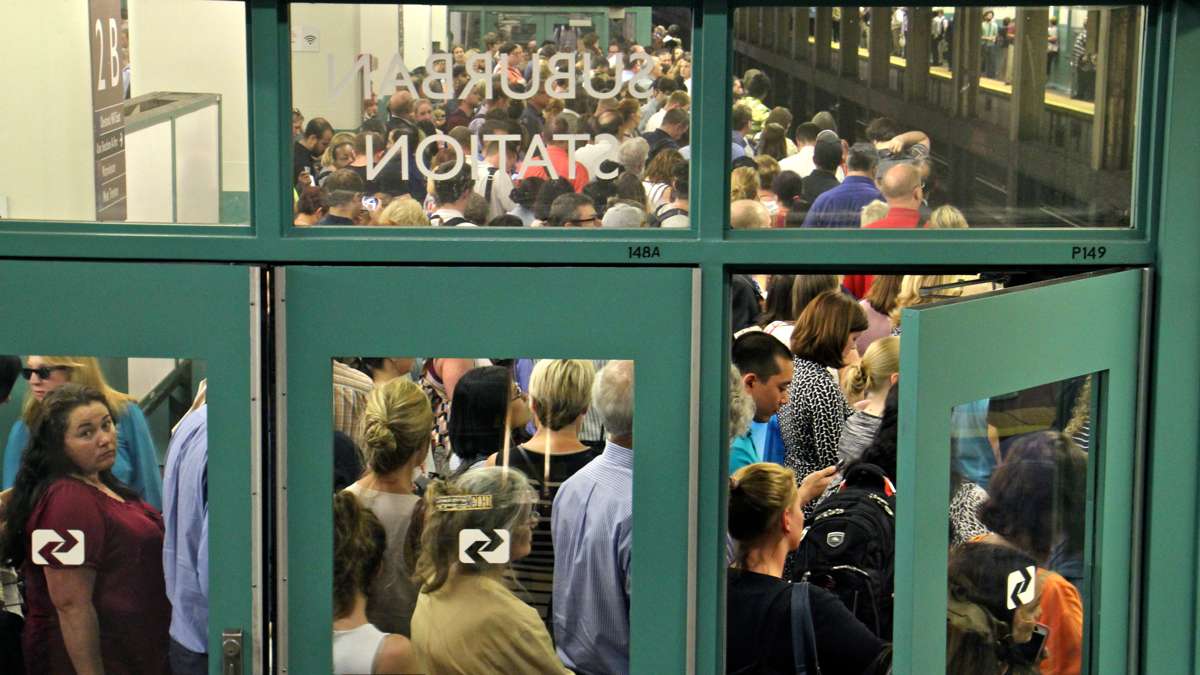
[1,383,171,674]
[519,117,590,192]
[864,163,924,229]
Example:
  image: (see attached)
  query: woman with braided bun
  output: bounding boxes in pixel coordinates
[726,462,887,674]
[332,491,415,674]
[343,378,434,636]
[838,336,899,464]
[947,542,1044,675]
[409,467,570,673]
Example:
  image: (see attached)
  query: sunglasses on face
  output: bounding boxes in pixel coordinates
[21,365,71,380]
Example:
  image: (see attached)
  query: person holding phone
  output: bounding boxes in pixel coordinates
[948,542,1046,674]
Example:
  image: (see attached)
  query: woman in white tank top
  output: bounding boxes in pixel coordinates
[332,492,414,674]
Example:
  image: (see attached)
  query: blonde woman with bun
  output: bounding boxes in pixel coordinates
[344,378,434,635]
[726,463,886,673]
[731,166,760,201]
[332,491,415,674]
[927,204,969,229]
[838,337,900,464]
[889,274,977,333]
[2,355,161,507]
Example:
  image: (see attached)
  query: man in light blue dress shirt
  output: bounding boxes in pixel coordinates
[162,402,209,674]
[552,361,635,675]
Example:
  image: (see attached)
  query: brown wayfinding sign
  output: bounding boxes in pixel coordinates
[89,0,127,221]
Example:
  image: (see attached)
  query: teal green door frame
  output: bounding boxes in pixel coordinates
[0,261,261,675]
[894,269,1144,675]
[277,265,697,673]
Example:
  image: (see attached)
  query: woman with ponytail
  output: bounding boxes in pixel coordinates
[839,336,900,464]
[344,378,434,635]
[409,467,570,673]
[484,359,599,633]
[756,122,790,161]
[332,491,415,674]
[727,462,888,674]
[947,542,1044,675]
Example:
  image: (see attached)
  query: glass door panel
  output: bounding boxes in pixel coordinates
[0,261,261,675]
[277,266,696,674]
[894,269,1143,675]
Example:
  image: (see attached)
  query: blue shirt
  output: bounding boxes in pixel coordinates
[162,404,209,654]
[729,431,761,475]
[749,420,769,455]
[3,402,162,508]
[800,175,883,229]
[552,440,633,675]
[951,398,996,487]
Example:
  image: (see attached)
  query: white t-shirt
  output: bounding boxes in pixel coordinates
[430,207,477,227]
[778,145,846,180]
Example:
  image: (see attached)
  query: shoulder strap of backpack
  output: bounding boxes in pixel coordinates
[435,216,469,227]
[790,582,820,675]
[484,166,498,203]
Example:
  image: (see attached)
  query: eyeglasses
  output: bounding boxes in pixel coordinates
[566,215,599,226]
[21,365,71,381]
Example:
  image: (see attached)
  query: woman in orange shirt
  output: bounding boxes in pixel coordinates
[977,431,1088,675]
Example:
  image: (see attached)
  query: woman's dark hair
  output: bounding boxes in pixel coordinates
[332,491,387,618]
[0,384,138,568]
[757,122,789,161]
[947,542,1041,675]
[613,171,647,205]
[447,366,512,467]
[487,214,523,227]
[790,274,839,320]
[864,275,904,316]
[757,274,797,326]
[853,385,900,482]
[790,290,868,368]
[979,431,1088,561]
[772,171,804,209]
[583,179,618,217]
[510,176,545,210]
[532,178,574,221]
[296,185,325,216]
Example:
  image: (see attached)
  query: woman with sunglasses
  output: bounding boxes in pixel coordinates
[0,384,171,673]
[2,356,162,508]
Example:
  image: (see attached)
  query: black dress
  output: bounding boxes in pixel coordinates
[726,569,886,674]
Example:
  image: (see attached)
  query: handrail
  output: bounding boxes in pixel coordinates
[138,359,194,418]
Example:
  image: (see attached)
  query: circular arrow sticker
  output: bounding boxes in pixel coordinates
[31,529,85,566]
[458,528,510,565]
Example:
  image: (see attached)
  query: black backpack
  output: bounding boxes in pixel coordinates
[791,463,896,639]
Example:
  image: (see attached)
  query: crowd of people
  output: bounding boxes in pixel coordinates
[0,268,1093,675]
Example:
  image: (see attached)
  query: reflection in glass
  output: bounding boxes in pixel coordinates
[730,6,1144,228]
[947,374,1095,674]
[331,357,634,673]
[1,1,249,224]
[0,355,209,672]
[290,4,691,228]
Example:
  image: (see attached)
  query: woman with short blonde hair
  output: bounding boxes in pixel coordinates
[730,166,760,201]
[485,359,599,633]
[377,195,430,226]
[2,356,161,506]
[927,204,969,229]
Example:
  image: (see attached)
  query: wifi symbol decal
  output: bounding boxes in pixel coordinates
[304,34,317,45]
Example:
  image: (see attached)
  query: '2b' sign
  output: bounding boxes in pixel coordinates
[32,529,86,566]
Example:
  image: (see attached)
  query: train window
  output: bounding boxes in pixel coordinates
[331,357,634,673]
[729,6,1145,229]
[1,1,249,225]
[0,355,209,671]
[945,373,1097,674]
[289,4,693,229]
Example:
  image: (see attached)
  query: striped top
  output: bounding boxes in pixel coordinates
[552,441,634,675]
[502,443,603,635]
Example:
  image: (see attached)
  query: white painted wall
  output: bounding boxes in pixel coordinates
[401,5,450,70]
[0,2,95,221]
[127,0,250,193]
[291,4,361,131]
[360,4,400,103]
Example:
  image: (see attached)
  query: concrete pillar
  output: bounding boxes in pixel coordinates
[1092,7,1139,170]
[869,6,893,89]
[1006,9,1050,211]
[904,7,931,101]
[815,8,833,71]
[952,7,982,119]
[840,6,861,79]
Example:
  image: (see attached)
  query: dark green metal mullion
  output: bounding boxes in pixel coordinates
[1136,2,1169,245]
[247,0,290,242]
[693,0,732,242]
[695,262,732,675]
[1143,1,1200,673]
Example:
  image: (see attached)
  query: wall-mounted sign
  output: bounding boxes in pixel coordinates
[89,0,126,221]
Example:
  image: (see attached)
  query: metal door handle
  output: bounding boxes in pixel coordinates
[222,628,244,675]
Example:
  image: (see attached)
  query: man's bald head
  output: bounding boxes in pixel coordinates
[880,163,923,206]
[388,90,415,118]
[730,199,771,229]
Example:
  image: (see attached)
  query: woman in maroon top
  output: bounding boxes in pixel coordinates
[0,383,170,674]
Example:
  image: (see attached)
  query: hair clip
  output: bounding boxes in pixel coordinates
[434,494,494,512]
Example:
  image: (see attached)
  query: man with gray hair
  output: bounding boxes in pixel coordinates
[546,193,599,227]
[552,360,635,675]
